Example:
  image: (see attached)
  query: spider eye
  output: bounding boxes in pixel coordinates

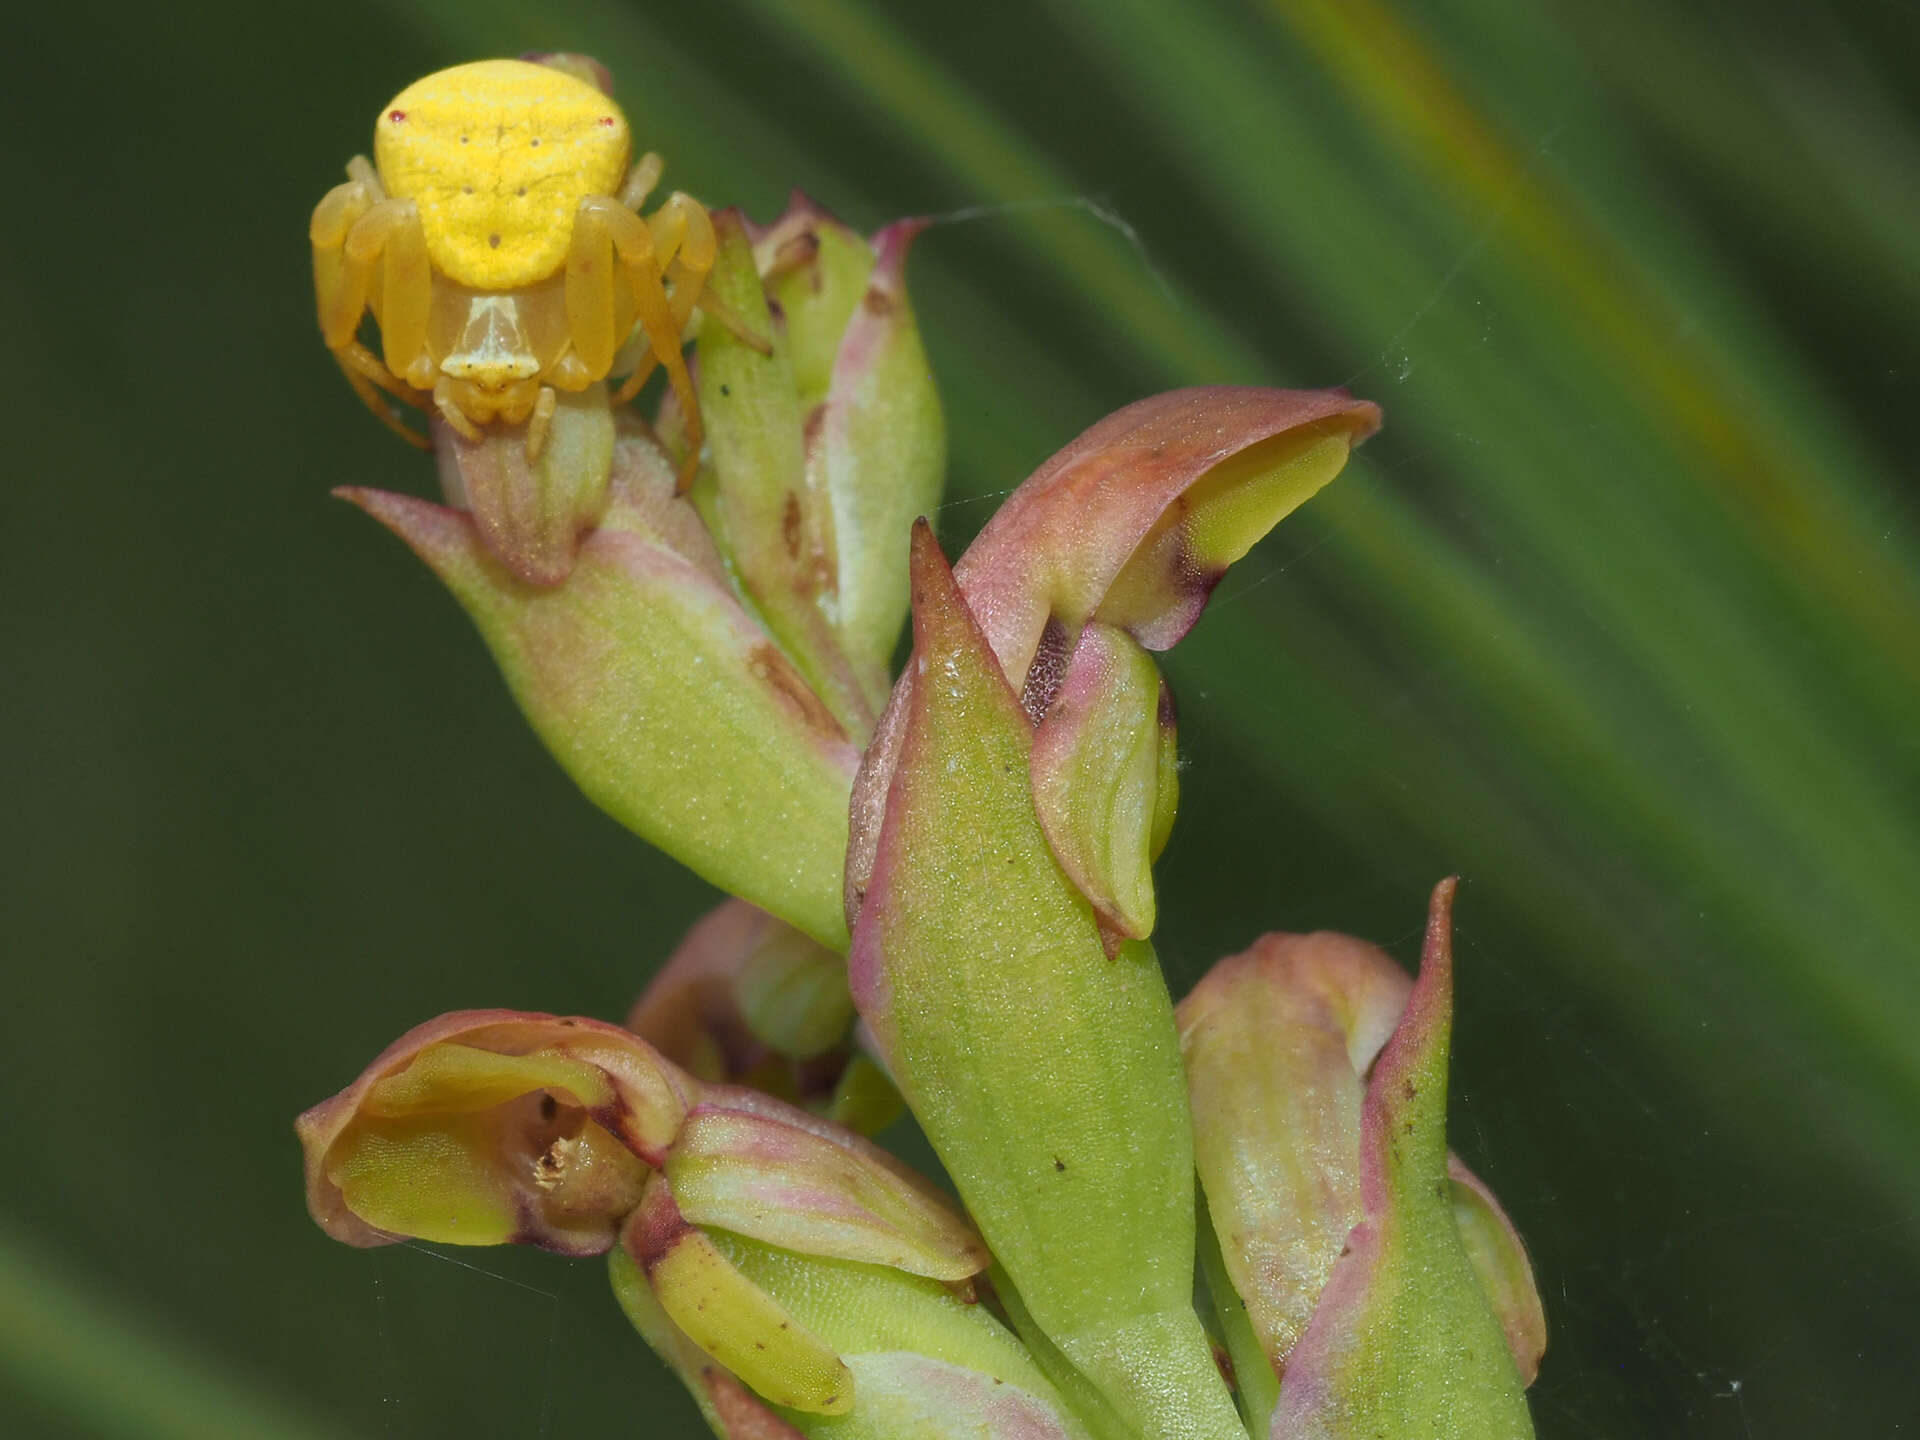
[388,109,406,123]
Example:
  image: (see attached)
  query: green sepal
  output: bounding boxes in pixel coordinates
[663,1098,987,1281]
[1029,622,1173,945]
[820,1054,906,1137]
[753,195,877,415]
[699,209,875,739]
[734,925,857,1062]
[612,1218,1094,1440]
[708,1232,1094,1440]
[750,201,946,709]
[1447,1159,1548,1387]
[1196,1192,1278,1435]
[625,1179,855,1416]
[339,424,858,950]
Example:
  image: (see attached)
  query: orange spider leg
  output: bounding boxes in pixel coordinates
[313,174,431,446]
[618,152,665,211]
[432,376,485,441]
[654,194,771,355]
[575,195,706,490]
[332,347,430,448]
[525,385,558,461]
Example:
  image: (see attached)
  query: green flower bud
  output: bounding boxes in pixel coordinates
[673,201,945,736]
[627,899,902,1136]
[611,1223,1096,1440]
[340,424,858,949]
[1179,882,1546,1437]
[298,1008,986,1420]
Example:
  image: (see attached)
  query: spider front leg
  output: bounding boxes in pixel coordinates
[650,193,772,355]
[605,194,773,409]
[570,195,706,490]
[311,160,436,446]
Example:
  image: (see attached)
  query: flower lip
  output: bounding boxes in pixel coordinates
[296,1009,692,1250]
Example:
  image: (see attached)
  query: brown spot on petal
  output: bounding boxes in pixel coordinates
[750,644,845,741]
[861,287,894,317]
[765,232,821,286]
[782,492,803,560]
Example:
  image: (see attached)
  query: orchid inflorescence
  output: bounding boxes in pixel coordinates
[301,53,1545,1440]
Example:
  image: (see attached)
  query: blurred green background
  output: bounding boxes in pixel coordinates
[4,0,1916,1435]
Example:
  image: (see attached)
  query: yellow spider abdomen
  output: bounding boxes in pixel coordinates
[374,59,631,292]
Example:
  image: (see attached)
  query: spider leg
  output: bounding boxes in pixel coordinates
[577,196,705,490]
[314,174,434,443]
[654,194,772,354]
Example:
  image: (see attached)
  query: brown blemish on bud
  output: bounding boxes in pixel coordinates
[1212,1339,1237,1389]
[782,492,804,560]
[861,287,894,317]
[749,643,847,742]
[763,231,822,287]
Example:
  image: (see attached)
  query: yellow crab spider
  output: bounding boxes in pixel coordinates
[311,58,764,485]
